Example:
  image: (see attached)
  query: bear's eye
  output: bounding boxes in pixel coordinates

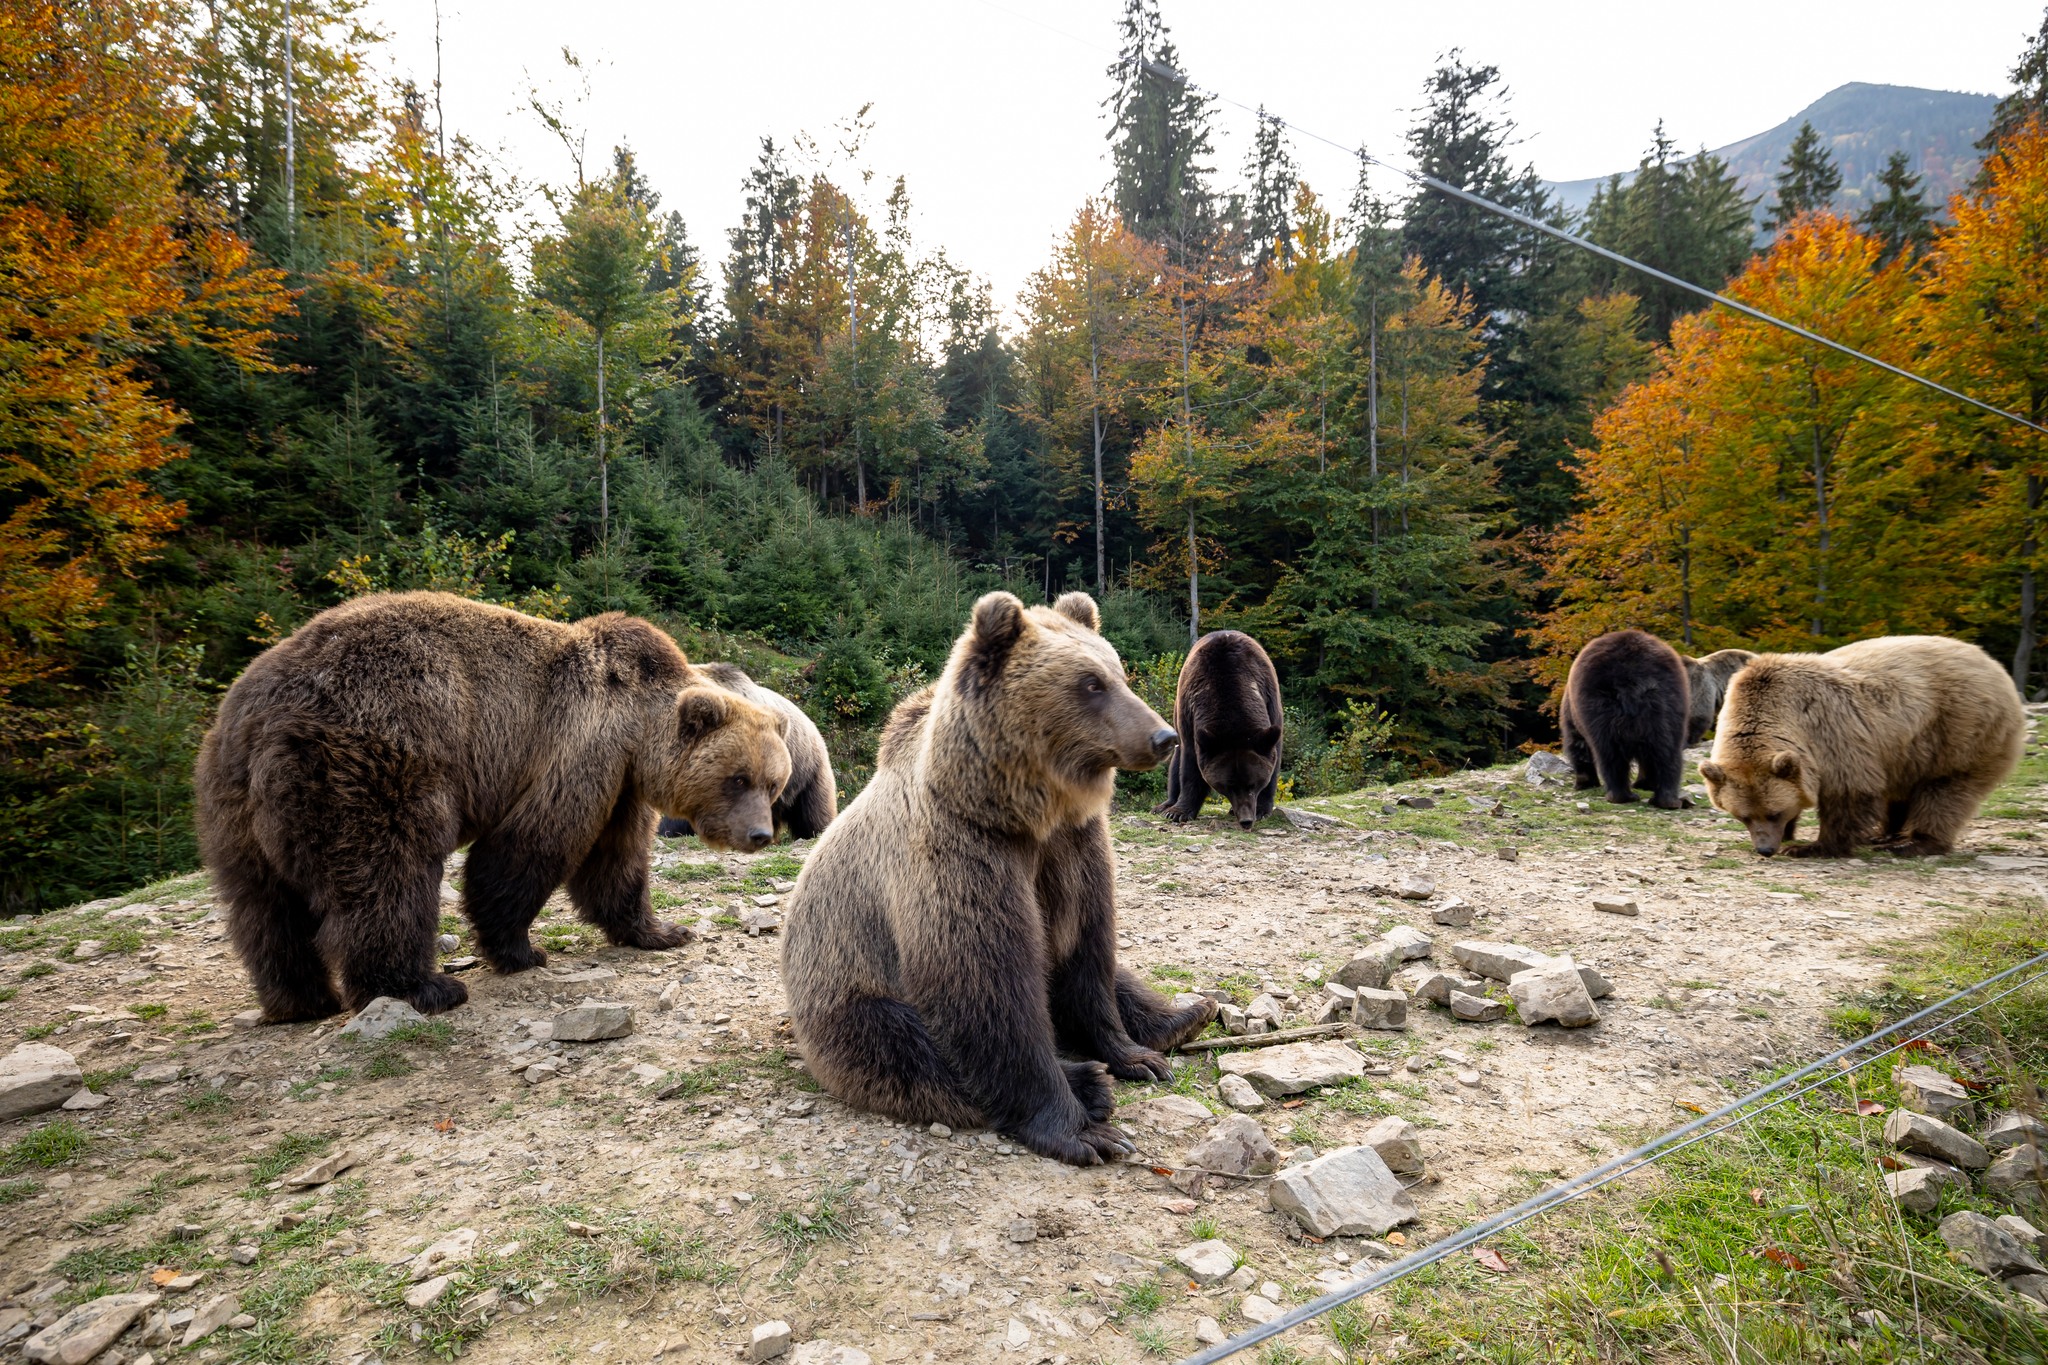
[724,774,748,796]
[1083,676,1105,694]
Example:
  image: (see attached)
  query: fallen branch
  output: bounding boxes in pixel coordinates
[1177,1023,1356,1052]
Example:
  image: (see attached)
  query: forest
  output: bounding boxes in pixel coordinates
[5,0,2048,911]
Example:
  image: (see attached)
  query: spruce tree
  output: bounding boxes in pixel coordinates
[1980,11,2048,164]
[1583,125,1754,339]
[1243,109,1299,269]
[1859,151,1934,265]
[1764,120,1843,230]
[1103,0,1216,247]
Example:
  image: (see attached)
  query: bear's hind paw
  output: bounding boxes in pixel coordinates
[405,973,469,1015]
[482,941,548,974]
[1105,1049,1172,1083]
[614,919,696,951]
[1016,1119,1132,1167]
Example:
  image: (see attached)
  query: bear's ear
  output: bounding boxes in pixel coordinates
[1770,751,1800,780]
[1254,725,1281,752]
[675,686,732,744]
[1051,591,1100,633]
[1698,759,1725,784]
[963,591,1028,688]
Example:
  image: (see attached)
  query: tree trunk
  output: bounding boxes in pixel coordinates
[1091,337,1106,596]
[596,328,608,571]
[1368,294,1380,613]
[1679,523,1694,649]
[1809,417,1829,638]
[1179,284,1197,644]
[2015,471,2043,694]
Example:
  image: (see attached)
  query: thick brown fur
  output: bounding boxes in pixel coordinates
[1700,635,2024,859]
[1154,630,1283,829]
[196,592,791,1023]
[1558,630,1692,809]
[781,591,1216,1167]
[658,663,836,841]
[1682,649,1756,745]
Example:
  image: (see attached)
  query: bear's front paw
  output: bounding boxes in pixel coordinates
[1603,790,1639,804]
[484,940,548,974]
[1015,1117,1133,1167]
[616,919,696,951]
[1156,804,1200,823]
[1064,1060,1116,1122]
[1785,842,1849,859]
[408,973,469,1015]
[1105,1048,1172,1083]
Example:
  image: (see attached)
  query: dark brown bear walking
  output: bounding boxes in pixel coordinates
[782,592,1216,1166]
[1154,629,1283,829]
[657,663,835,842]
[1558,629,1691,809]
[195,592,791,1022]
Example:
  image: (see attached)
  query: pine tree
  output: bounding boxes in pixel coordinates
[1103,0,1216,248]
[1243,110,1298,270]
[1980,10,2048,164]
[1859,151,1935,265]
[1763,120,1843,231]
[1582,125,1754,339]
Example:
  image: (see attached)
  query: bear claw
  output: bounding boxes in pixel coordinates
[614,920,695,950]
[1106,1049,1173,1083]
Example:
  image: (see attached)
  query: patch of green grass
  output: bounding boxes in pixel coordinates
[655,1059,747,1098]
[362,1050,414,1080]
[82,1063,135,1090]
[246,1133,330,1192]
[0,1177,34,1203]
[1134,1325,1173,1356]
[537,923,597,953]
[0,1119,88,1174]
[1120,1280,1166,1316]
[384,1018,454,1049]
[22,1022,55,1039]
[1287,1118,1323,1147]
[183,1089,234,1114]
[663,860,728,882]
[175,1008,217,1035]
[19,961,54,979]
[1188,1215,1221,1241]
[226,1256,330,1364]
[287,1065,352,1100]
[1148,963,1196,983]
[132,1002,168,1020]
[1211,971,1261,1004]
[766,1180,856,1250]
[0,986,14,1003]
[710,913,741,929]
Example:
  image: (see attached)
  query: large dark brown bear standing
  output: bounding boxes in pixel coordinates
[1154,630,1283,829]
[195,592,792,1022]
[781,591,1216,1166]
[657,664,836,841]
[1558,630,1691,809]
[1701,635,2024,858]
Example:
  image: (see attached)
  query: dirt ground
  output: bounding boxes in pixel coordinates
[4,727,2046,1365]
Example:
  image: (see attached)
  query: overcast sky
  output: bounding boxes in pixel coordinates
[357,0,2042,321]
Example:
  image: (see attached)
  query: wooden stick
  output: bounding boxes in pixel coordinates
[1176,1022,1355,1052]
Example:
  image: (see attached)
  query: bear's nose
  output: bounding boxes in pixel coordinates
[1239,817,1255,830]
[745,828,773,850]
[1149,727,1178,758]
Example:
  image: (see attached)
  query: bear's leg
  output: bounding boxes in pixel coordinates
[1639,728,1690,810]
[567,791,693,950]
[780,773,834,841]
[1590,731,1639,804]
[217,846,340,1023]
[1787,790,1867,858]
[1114,968,1216,1052]
[803,993,986,1129]
[1063,1059,1115,1123]
[1560,700,1600,791]
[1255,759,1279,822]
[1893,776,1989,857]
[318,858,467,1015]
[463,824,573,973]
[1154,747,1211,822]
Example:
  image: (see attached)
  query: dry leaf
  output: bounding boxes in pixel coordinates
[150,1267,178,1286]
[1386,1231,1407,1246]
[1472,1247,1511,1273]
[1855,1099,1886,1116]
[1761,1247,1808,1271]
[433,1117,455,1134]
[1748,1188,1767,1206]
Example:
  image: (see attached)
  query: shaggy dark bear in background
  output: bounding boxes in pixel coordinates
[657,664,836,842]
[782,592,1214,1166]
[196,592,791,1022]
[1683,649,1756,745]
[1154,630,1283,829]
[1558,629,1690,809]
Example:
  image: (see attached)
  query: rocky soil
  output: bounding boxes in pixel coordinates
[3,732,2047,1365]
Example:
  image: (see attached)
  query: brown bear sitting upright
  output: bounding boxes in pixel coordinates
[1700,635,2023,858]
[1154,629,1283,829]
[781,591,1216,1166]
[195,592,792,1021]
[657,663,835,841]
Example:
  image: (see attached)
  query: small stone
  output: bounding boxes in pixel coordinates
[1350,987,1408,1031]
[522,1057,563,1085]
[1590,897,1639,917]
[1885,1110,1990,1170]
[2009,1273,2048,1306]
[1497,846,1519,861]
[1186,1115,1280,1178]
[162,1274,204,1293]
[1194,1316,1225,1345]
[407,1227,478,1282]
[1399,966,1481,1006]
[403,1277,452,1310]
[228,1244,258,1266]
[1449,991,1505,1022]
[1525,752,1571,785]
[749,1321,793,1362]
[286,1150,357,1187]
[133,1061,185,1084]
[630,1063,666,1085]
[1267,1145,1418,1237]
[789,1345,873,1365]
[551,1002,634,1042]
[1335,942,1402,991]
[1885,1164,1970,1213]
[741,908,781,937]
[179,1293,239,1347]
[1507,956,1601,1028]
[1174,1239,1240,1285]
[1574,963,1616,1000]
[1430,898,1476,927]
[1450,940,1550,983]
[1007,1218,1037,1243]
[0,1043,83,1122]
[1986,1112,2048,1153]
[2000,1214,2046,1251]
[1003,1319,1030,1352]
[1892,1064,1976,1124]
[1985,1145,2048,1209]
[1455,1068,1483,1087]
[1382,926,1433,960]
[229,1009,264,1029]
[339,996,429,1041]
[656,982,682,1012]
[435,934,460,954]
[60,1089,109,1111]
[1240,1294,1281,1324]
[1217,1003,1247,1035]
[1245,994,1287,1030]
[1218,1074,1267,1112]
[1122,1094,1213,1132]
[1396,872,1435,899]
[1217,1041,1366,1097]
[1940,1210,2045,1278]
[929,1123,952,1138]
[22,1292,159,1365]
[1360,1116,1424,1175]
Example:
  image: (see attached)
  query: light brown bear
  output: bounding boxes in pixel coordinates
[1700,635,2023,858]
[781,591,1216,1166]
[196,592,791,1022]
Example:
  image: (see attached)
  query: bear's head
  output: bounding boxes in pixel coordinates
[1682,649,1757,745]
[1198,726,1281,830]
[642,686,792,852]
[945,590,1176,828]
[1697,750,1810,856]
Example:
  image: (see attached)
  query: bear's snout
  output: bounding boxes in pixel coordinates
[1149,727,1178,760]
[744,826,773,851]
